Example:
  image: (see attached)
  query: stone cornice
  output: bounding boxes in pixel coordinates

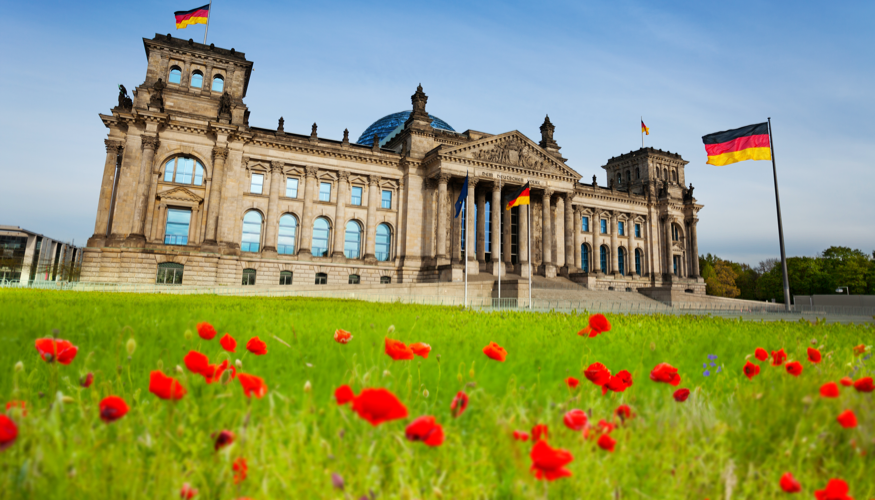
[248,134,403,169]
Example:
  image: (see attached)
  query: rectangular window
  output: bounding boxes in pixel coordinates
[164,208,191,245]
[285,178,298,198]
[351,186,363,205]
[581,216,589,232]
[319,182,331,202]
[635,223,641,238]
[250,174,264,194]
[618,221,625,236]
[600,219,607,234]
[381,190,392,209]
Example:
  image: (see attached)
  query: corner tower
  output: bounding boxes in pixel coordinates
[603,148,689,196]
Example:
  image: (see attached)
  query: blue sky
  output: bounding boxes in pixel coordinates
[1,1,873,265]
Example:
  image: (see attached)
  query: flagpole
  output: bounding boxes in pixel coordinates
[528,185,532,309]
[465,196,469,309]
[767,118,791,312]
[203,0,213,44]
[641,116,643,149]
[497,180,501,308]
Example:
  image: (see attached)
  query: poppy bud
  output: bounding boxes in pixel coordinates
[387,325,395,334]
[436,354,441,362]
[156,359,164,371]
[469,368,475,379]
[126,338,137,356]
[304,380,312,392]
[14,361,23,373]
[61,395,75,404]
[235,359,243,369]
[219,368,233,385]
[176,365,184,374]
[362,372,371,384]
[422,389,429,398]
[184,329,193,340]
[457,373,463,383]
[382,370,391,378]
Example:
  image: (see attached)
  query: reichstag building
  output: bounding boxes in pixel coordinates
[83,34,704,296]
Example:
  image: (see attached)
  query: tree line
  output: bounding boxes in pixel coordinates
[699,246,875,303]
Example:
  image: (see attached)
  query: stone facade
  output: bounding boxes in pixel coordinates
[83,34,704,295]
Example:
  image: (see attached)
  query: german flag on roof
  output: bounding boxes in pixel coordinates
[506,183,530,210]
[175,4,210,30]
[702,122,771,166]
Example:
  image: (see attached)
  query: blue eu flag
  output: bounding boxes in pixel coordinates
[454,172,468,218]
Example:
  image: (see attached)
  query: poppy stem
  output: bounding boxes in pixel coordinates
[544,481,549,499]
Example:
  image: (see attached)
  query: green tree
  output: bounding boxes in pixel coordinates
[821,246,870,294]
[705,259,740,298]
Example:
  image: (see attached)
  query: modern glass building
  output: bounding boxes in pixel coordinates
[356,111,455,146]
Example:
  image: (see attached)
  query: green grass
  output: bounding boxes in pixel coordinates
[0,289,872,499]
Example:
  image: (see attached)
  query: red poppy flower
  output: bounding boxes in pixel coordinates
[0,415,17,451]
[836,410,857,428]
[814,478,852,500]
[149,371,187,400]
[743,361,760,380]
[196,322,217,340]
[212,429,235,450]
[513,430,530,441]
[99,396,129,423]
[779,472,802,493]
[237,373,267,398]
[839,377,853,387]
[410,342,431,359]
[34,338,78,365]
[334,329,352,344]
[786,361,803,377]
[384,338,415,361]
[650,363,681,386]
[603,370,633,394]
[350,388,408,426]
[204,360,236,384]
[483,341,507,362]
[232,457,248,484]
[820,382,840,398]
[578,313,611,338]
[596,419,615,435]
[673,388,690,402]
[450,391,468,418]
[771,349,787,366]
[219,333,237,353]
[80,373,94,388]
[807,347,821,364]
[405,416,445,446]
[334,385,355,405]
[184,350,210,375]
[853,344,867,356]
[563,409,589,431]
[853,377,873,393]
[532,424,548,442]
[754,347,769,361]
[245,336,268,356]
[180,483,198,499]
[597,433,616,452]
[565,377,579,389]
[584,362,612,386]
[5,401,26,417]
[615,404,634,420]
[529,440,574,481]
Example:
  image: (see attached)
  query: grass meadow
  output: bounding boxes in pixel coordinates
[0,289,873,499]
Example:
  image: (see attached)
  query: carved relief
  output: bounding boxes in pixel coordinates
[368,175,382,186]
[305,166,319,178]
[471,137,552,171]
[270,161,284,173]
[105,139,124,154]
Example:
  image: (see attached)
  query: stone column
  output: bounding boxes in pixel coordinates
[466,177,478,270]
[628,218,636,275]
[129,136,160,241]
[203,146,228,245]
[452,182,463,265]
[592,210,601,274]
[261,161,284,254]
[573,207,582,270]
[503,189,512,269]
[490,182,502,275]
[298,166,319,257]
[519,203,530,278]
[363,174,381,263]
[561,193,575,275]
[541,189,554,276]
[475,187,486,264]
[663,216,673,277]
[436,174,449,261]
[332,170,349,259]
[610,212,619,275]
[92,139,124,241]
[690,219,700,277]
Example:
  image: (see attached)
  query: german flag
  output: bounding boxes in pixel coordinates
[641,120,649,135]
[702,122,771,166]
[175,4,210,29]
[506,182,530,210]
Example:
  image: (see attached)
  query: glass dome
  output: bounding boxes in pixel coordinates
[356,111,455,146]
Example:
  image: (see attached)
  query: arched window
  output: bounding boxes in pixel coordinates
[600,245,608,274]
[380,276,391,284]
[315,272,327,285]
[279,270,292,285]
[241,211,262,253]
[626,170,631,183]
[277,214,297,255]
[663,168,668,180]
[672,223,680,241]
[636,167,640,180]
[312,217,331,257]
[618,247,626,276]
[191,70,203,88]
[242,268,256,286]
[212,75,224,92]
[672,170,677,182]
[156,262,183,284]
[581,244,589,273]
[344,221,362,259]
[617,172,622,185]
[635,249,642,275]
[163,156,205,185]
[348,274,360,284]
[375,223,392,261]
[169,66,182,84]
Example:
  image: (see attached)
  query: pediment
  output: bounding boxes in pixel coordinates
[440,131,580,179]
[158,186,203,203]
